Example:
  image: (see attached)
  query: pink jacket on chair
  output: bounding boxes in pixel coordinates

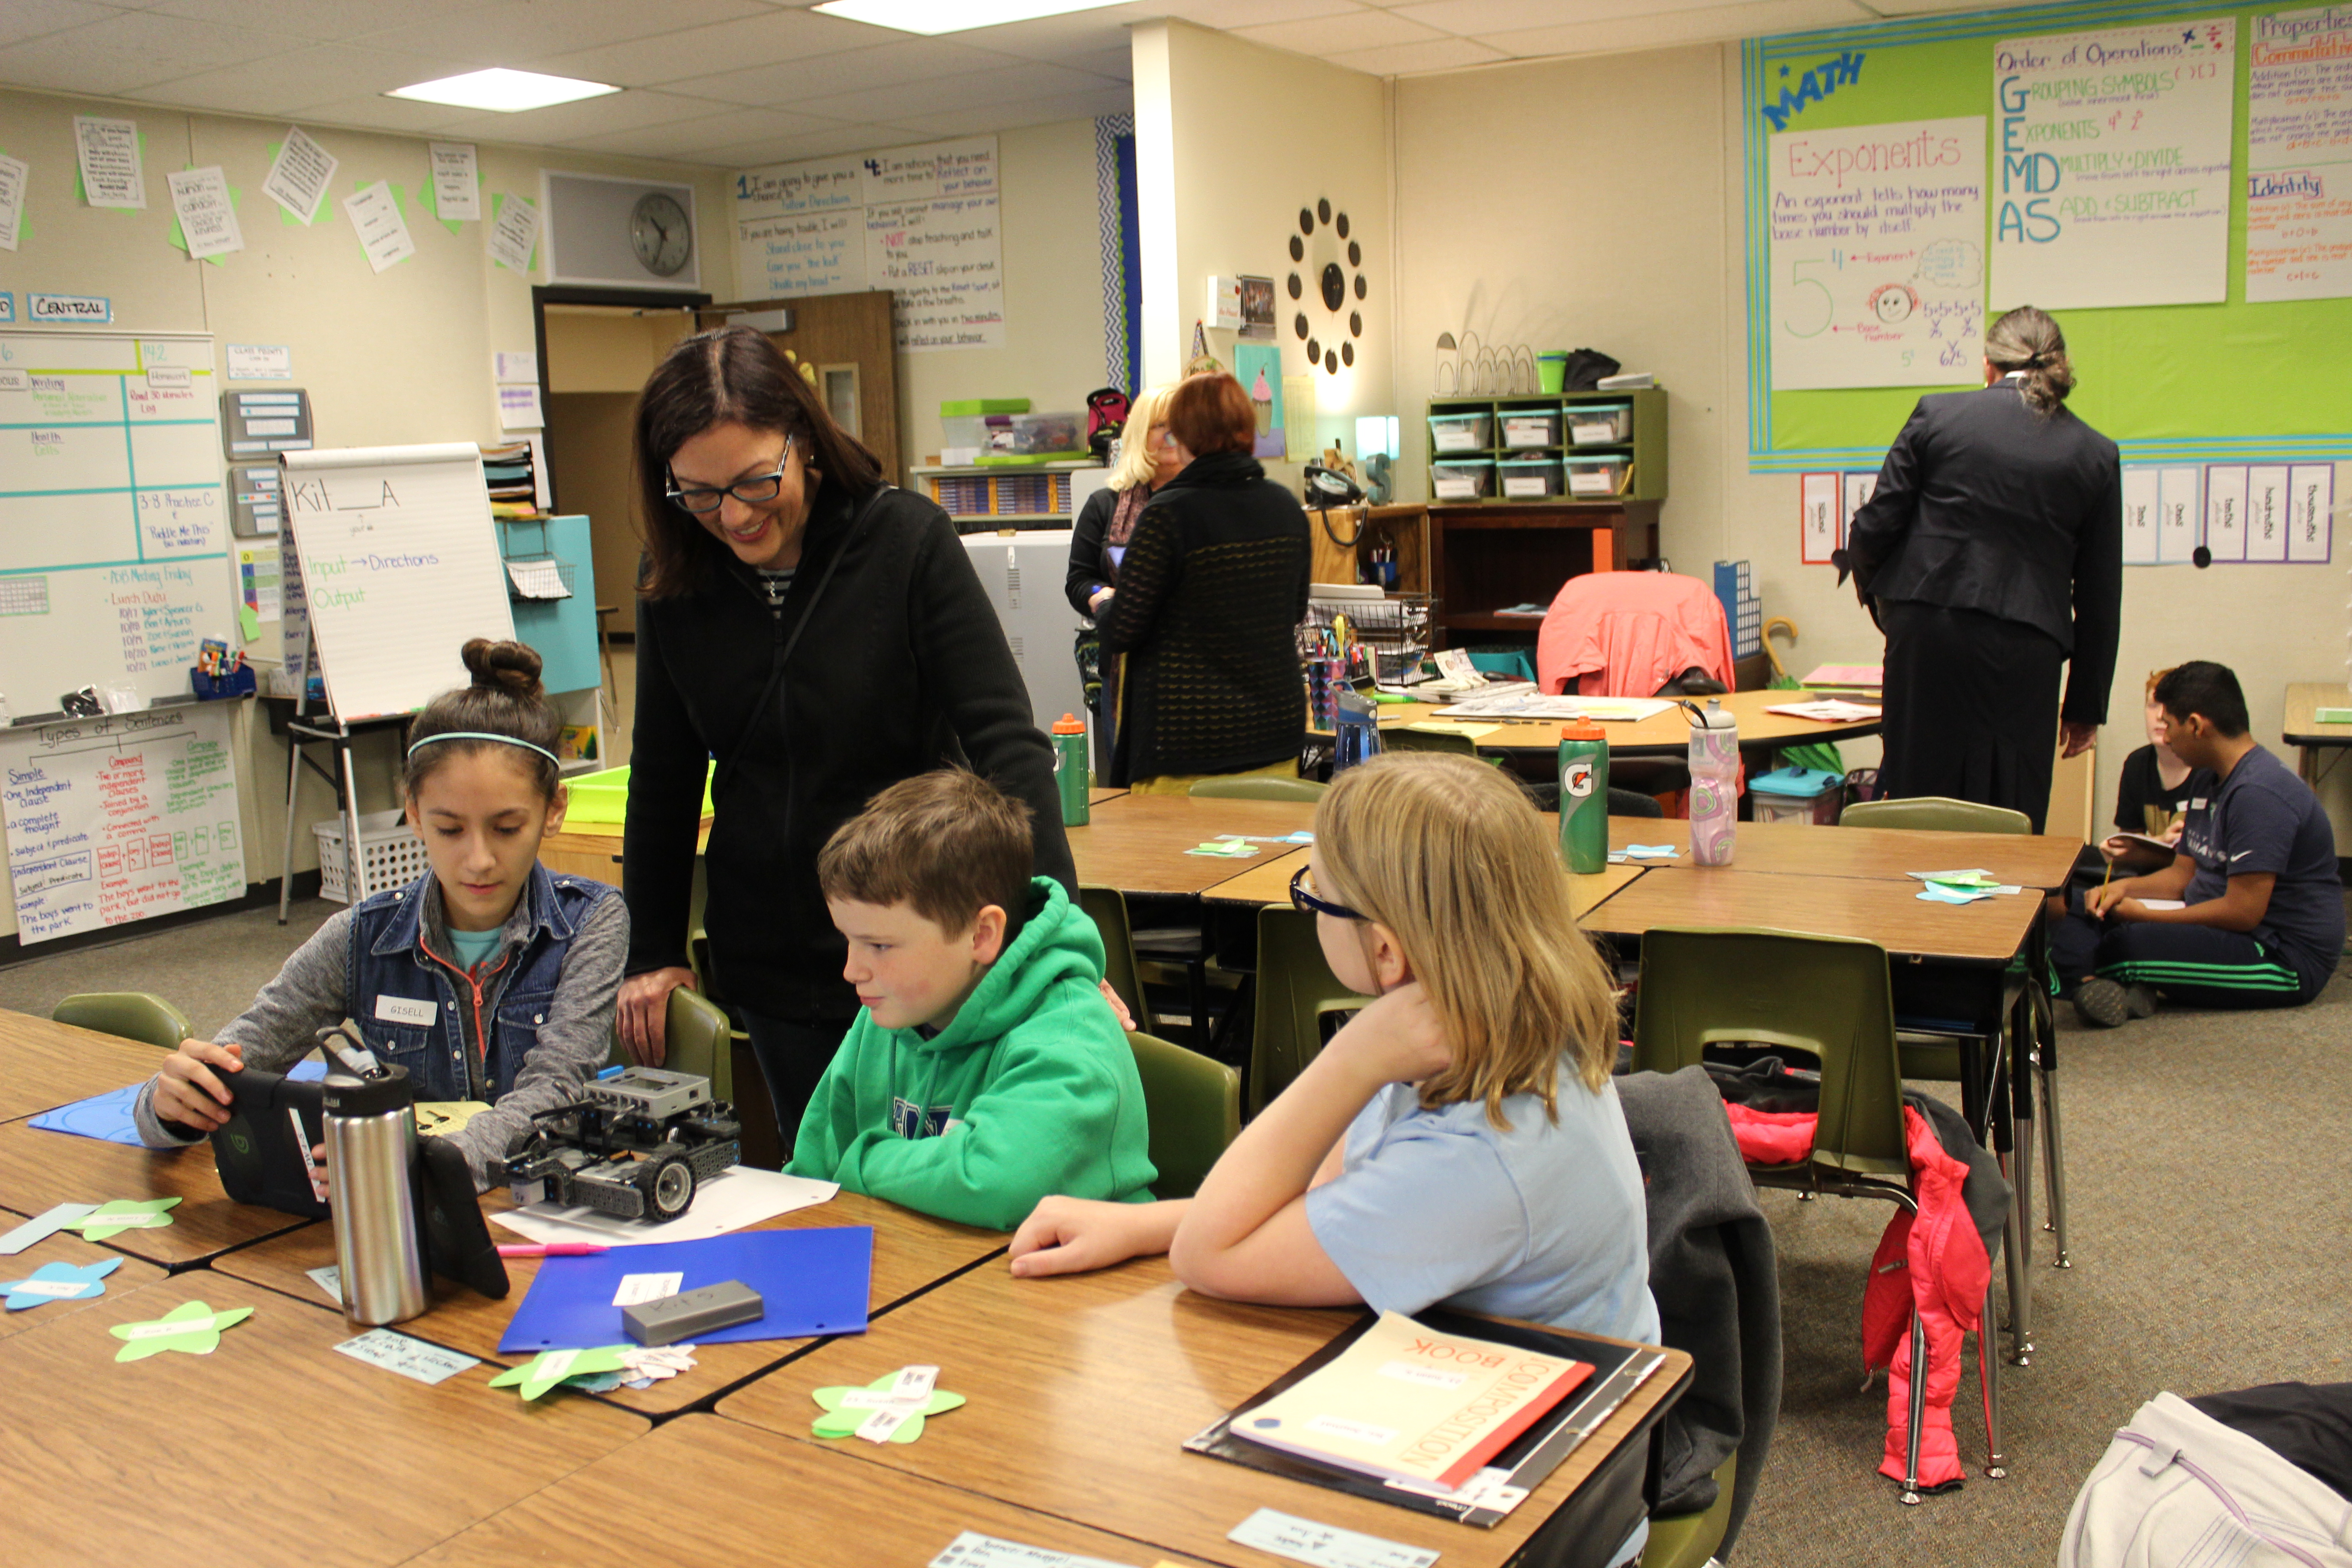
[1536,571,1734,696]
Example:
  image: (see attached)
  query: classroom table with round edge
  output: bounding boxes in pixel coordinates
[1203,845,1648,922]
[717,1254,1691,1568]
[1068,793,1319,898]
[209,1186,1008,1416]
[0,1009,187,1125]
[0,1271,647,1568]
[1605,817,2085,890]
[1321,687,1882,755]
[0,1227,166,1344]
[1578,865,2043,966]
[0,1111,311,1268]
[408,1412,1226,1568]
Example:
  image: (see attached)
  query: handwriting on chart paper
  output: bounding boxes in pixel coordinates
[2246,5,2352,302]
[1227,1508,1439,1568]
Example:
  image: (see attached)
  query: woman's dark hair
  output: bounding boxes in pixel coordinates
[633,326,883,598]
[2152,660,2249,738]
[1984,305,2076,416]
[403,639,564,801]
[1165,372,1257,458]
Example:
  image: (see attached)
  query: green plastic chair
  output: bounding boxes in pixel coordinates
[1379,727,1477,756]
[1076,886,1147,1027]
[52,992,191,1050]
[1127,1029,1240,1199]
[1248,907,1367,1116]
[1646,1455,1736,1568]
[1631,927,2002,1499]
[1186,777,1327,802]
[1840,795,2032,834]
[660,986,735,1102]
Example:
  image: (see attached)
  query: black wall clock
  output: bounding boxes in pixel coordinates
[1283,198,1367,376]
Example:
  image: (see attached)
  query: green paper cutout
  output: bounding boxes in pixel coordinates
[809,1373,967,1442]
[488,1344,631,1401]
[71,1198,181,1240]
[110,1299,253,1361]
[237,604,262,642]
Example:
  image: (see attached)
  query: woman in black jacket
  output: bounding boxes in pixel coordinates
[615,327,1074,1145]
[1096,373,1310,790]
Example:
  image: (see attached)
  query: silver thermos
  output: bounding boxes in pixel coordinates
[323,1063,430,1327]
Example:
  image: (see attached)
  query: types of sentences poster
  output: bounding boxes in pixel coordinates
[166,167,243,260]
[428,142,480,223]
[487,194,539,273]
[73,116,144,209]
[1768,118,1988,388]
[1992,20,2236,308]
[733,136,1004,353]
[2246,6,2352,301]
[342,181,415,274]
[264,126,337,224]
[0,706,245,943]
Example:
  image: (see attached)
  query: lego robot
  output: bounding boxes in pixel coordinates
[502,1068,742,1222]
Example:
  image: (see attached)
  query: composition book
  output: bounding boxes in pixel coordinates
[1229,1312,1592,1492]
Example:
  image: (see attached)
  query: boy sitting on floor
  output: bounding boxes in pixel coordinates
[2054,661,2343,1026]
[787,769,1157,1229]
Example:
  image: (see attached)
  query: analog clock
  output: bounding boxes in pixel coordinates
[1284,198,1367,375]
[630,191,693,278]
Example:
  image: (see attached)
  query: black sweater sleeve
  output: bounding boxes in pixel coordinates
[1066,487,1117,616]
[1093,504,1178,657]
[2061,452,2123,726]
[907,510,1078,894]
[620,598,711,977]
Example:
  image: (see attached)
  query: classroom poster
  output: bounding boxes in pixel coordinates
[1767,117,1987,388]
[2246,6,2352,301]
[1990,20,2237,308]
[1234,343,1286,459]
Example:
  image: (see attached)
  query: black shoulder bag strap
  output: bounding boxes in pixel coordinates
[712,484,890,801]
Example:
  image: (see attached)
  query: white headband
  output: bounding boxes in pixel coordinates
[406,730,560,766]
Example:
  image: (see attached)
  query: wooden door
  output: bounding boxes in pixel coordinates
[700,293,901,484]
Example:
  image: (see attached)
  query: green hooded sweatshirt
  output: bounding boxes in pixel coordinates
[787,877,1157,1230]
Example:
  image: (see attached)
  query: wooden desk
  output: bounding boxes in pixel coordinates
[0,1228,165,1344]
[0,1274,645,1568]
[1579,866,2038,965]
[720,1256,1689,1568]
[211,1188,1005,1416]
[1332,688,1880,756]
[0,1117,310,1266]
[0,1010,176,1124]
[1070,794,1318,897]
[1606,817,2084,890]
[2283,681,2352,786]
[1088,785,1127,804]
[536,813,710,884]
[1203,850,1644,922]
[415,1414,1223,1568]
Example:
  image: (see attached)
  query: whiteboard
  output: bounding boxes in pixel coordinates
[0,331,233,712]
[282,444,515,721]
[0,704,246,944]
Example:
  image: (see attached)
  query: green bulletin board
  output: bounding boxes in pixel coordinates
[1744,0,2352,470]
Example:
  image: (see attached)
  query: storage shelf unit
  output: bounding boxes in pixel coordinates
[1424,388,1667,504]
[913,461,1110,533]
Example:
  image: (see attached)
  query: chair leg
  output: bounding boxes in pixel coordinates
[1979,1280,2006,1479]
[1899,1305,1929,1505]
[2036,994,2072,1267]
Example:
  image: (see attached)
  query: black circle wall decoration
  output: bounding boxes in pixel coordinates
[1348,240,1360,266]
[1307,337,1321,364]
[1336,212,1349,239]
[1287,273,1301,299]
[1294,314,1308,340]
[1354,274,1367,300]
[1349,311,1361,337]
[1341,342,1354,367]
[1325,349,1338,373]
[1279,196,1369,376]
[1298,207,1314,235]
[1317,198,1331,223]
[1289,235,1303,262]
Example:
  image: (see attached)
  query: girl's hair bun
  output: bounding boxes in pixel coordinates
[461,637,545,701]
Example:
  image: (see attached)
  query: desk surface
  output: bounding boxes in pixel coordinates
[1353,687,1881,755]
[1071,794,1318,897]
[415,1413,1224,1568]
[0,1227,166,1344]
[0,1272,646,1568]
[0,1115,310,1266]
[1581,866,2041,964]
[1202,848,1644,922]
[213,1187,1006,1416]
[719,1255,1688,1568]
[2283,681,2352,746]
[0,1010,176,1124]
[1607,817,2084,890]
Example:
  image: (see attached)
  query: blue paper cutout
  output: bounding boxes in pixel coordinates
[0,1257,122,1310]
[29,1058,326,1145]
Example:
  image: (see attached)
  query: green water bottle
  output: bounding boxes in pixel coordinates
[1053,713,1090,826]
[1558,722,1610,874]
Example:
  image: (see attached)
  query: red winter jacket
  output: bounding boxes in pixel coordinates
[1724,1101,1993,1490]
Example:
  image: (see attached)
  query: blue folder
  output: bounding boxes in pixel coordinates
[496,1225,873,1352]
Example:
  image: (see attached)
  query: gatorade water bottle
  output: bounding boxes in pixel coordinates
[1052,713,1090,826]
[1558,722,1610,874]
[1688,699,1739,866]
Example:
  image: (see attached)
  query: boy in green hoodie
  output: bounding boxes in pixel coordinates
[787,769,1157,1230]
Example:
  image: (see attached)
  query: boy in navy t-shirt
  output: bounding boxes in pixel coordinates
[2053,661,2343,1026]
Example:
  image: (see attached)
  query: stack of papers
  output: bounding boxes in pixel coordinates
[1185,840,1260,858]
[1908,870,2023,904]
[1803,664,1884,688]
[1765,699,1881,722]
[1436,692,1671,722]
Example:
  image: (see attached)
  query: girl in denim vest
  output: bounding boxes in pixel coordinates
[135,639,629,1189]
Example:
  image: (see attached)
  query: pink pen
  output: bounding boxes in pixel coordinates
[496,1243,609,1258]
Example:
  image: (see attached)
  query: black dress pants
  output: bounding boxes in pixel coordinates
[1878,599,2064,833]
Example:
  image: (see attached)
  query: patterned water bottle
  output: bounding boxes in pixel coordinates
[1687,698,1739,866]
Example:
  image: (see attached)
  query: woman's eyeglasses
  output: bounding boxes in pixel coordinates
[666,438,793,514]
[1289,865,1365,922]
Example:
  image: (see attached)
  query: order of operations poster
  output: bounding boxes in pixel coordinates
[2247,6,2352,301]
[1768,117,1988,389]
[1991,19,2237,309]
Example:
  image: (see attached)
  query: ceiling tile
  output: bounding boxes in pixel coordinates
[119,43,444,115]
[352,0,773,70]
[1871,0,2071,12]
[517,9,883,88]
[1474,0,1874,59]
[690,38,1019,107]
[791,59,1119,121]
[0,0,121,51]
[1326,35,1506,73]
[284,93,486,134]
[1234,8,1444,54]
[690,123,937,169]
[1063,45,1134,81]
[1161,0,1363,29]
[0,10,284,93]
[884,84,1133,138]
[553,106,844,157]
[425,88,734,146]
[1385,0,1599,35]
[942,7,1146,63]
[141,0,480,43]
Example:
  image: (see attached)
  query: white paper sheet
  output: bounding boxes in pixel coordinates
[490,1166,838,1247]
[343,180,415,273]
[263,126,337,224]
[73,115,144,209]
[2246,7,2352,301]
[1766,699,1882,720]
[1801,471,1842,563]
[167,166,243,260]
[487,193,539,272]
[0,152,26,252]
[493,350,537,383]
[497,382,544,431]
[428,141,480,222]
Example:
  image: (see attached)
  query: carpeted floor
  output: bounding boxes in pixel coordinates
[2,891,2346,1566]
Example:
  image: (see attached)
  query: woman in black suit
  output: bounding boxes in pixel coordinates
[1842,306,2122,831]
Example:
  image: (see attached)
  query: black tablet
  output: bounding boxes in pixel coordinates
[208,1067,330,1220]
[418,1135,508,1300]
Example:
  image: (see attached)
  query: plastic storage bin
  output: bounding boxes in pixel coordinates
[1495,456,1564,499]
[974,410,1086,465]
[567,762,715,825]
[1748,766,1844,826]
[1568,404,1633,446]
[1499,410,1563,449]
[314,809,431,904]
[1430,460,1494,500]
[1565,455,1631,496]
[1427,411,1493,454]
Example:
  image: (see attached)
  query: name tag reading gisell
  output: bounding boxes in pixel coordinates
[374,996,438,1027]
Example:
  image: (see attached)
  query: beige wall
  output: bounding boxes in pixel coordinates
[1391,44,2350,840]
[0,85,735,942]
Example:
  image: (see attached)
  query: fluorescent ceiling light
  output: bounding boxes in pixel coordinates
[386,68,620,113]
[813,0,1130,35]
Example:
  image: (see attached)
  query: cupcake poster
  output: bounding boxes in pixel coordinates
[1235,343,1286,460]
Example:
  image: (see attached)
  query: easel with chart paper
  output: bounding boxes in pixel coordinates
[273,444,514,919]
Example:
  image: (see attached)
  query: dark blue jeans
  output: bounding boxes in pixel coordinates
[739,1011,853,1158]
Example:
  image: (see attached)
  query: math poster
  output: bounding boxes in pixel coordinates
[2246,5,2352,302]
[1768,118,1987,389]
[1990,19,2237,309]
